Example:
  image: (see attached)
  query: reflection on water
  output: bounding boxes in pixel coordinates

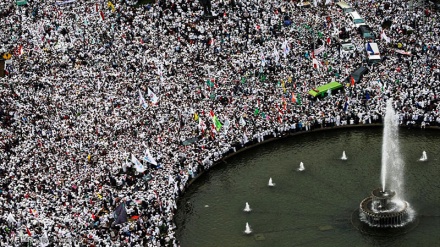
[175,128,440,247]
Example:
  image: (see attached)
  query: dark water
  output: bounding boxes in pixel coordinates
[175,127,440,247]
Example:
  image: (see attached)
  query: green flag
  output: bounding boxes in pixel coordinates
[260,112,266,118]
[241,77,246,84]
[260,74,266,82]
[297,93,302,105]
[318,32,323,38]
[254,108,260,116]
[213,116,223,131]
[206,79,214,88]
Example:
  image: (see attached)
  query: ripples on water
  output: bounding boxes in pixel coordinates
[175,128,440,247]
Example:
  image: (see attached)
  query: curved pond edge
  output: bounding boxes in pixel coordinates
[182,124,440,191]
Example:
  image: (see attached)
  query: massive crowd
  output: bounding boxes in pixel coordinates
[0,0,439,246]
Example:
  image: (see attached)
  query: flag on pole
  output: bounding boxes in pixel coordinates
[260,52,266,67]
[131,154,145,173]
[281,40,290,57]
[139,89,147,109]
[198,117,206,132]
[380,30,391,43]
[158,65,164,83]
[209,110,223,131]
[148,87,159,104]
[14,45,23,56]
[239,116,246,126]
[312,58,320,69]
[7,213,16,224]
[254,108,260,116]
[143,149,158,166]
[281,80,287,93]
[113,202,128,225]
[241,77,246,84]
[273,45,280,64]
[223,118,231,134]
[39,231,50,247]
[206,79,214,88]
[193,112,199,122]
[291,92,297,103]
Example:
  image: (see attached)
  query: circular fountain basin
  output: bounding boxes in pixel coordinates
[353,187,419,236]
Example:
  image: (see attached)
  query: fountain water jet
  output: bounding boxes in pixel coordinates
[268,178,275,187]
[297,162,305,171]
[341,151,347,160]
[353,100,417,235]
[419,151,427,161]
[243,202,252,212]
[244,222,252,234]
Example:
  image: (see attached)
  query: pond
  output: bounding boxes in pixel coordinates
[175,127,440,247]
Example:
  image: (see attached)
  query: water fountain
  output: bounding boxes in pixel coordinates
[243,202,252,212]
[244,222,252,234]
[419,151,427,161]
[268,178,275,186]
[341,151,347,160]
[297,162,305,171]
[353,100,417,235]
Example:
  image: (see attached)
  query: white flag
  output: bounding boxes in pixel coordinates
[148,87,159,104]
[39,231,50,247]
[381,31,391,43]
[260,51,266,67]
[239,116,246,126]
[131,154,146,173]
[158,65,164,83]
[139,89,147,109]
[223,118,231,134]
[281,40,290,58]
[243,133,248,144]
[273,45,280,64]
[7,213,16,223]
[143,149,158,166]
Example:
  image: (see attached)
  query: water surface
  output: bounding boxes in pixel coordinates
[176,127,440,247]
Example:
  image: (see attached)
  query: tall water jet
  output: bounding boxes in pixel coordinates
[380,100,404,195]
[419,151,427,161]
[353,100,417,235]
[243,202,252,212]
[341,151,347,160]
[244,222,252,234]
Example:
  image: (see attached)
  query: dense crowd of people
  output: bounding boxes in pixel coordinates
[0,0,439,246]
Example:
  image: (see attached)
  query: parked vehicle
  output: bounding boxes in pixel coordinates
[365,42,381,64]
[358,25,376,39]
[341,41,356,54]
[344,66,369,85]
[347,11,366,28]
[336,1,355,14]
